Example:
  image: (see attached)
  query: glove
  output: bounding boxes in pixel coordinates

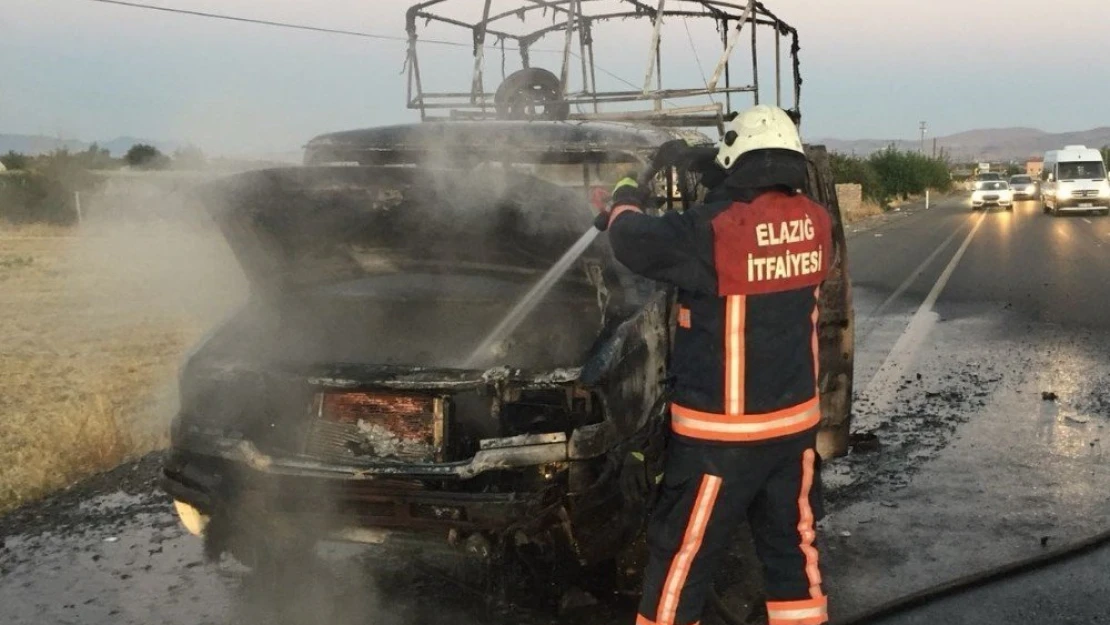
[611,175,646,209]
[594,175,646,231]
[619,451,650,507]
[593,208,613,232]
[649,139,694,171]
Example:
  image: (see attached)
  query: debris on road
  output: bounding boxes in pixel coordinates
[850,432,881,454]
[1042,391,1059,401]
[1065,415,1090,424]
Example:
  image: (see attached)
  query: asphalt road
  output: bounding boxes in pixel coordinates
[3,195,1110,625]
[826,196,1110,624]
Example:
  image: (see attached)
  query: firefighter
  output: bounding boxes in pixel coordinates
[594,105,832,625]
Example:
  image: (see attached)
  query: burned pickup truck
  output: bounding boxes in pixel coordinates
[162,0,853,602]
[163,120,852,589]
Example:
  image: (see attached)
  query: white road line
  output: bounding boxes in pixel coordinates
[856,221,968,344]
[1083,218,1093,224]
[862,211,989,413]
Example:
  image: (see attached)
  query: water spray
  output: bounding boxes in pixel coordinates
[462,141,706,369]
[462,226,601,368]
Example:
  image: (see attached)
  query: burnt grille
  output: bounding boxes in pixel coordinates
[303,392,446,464]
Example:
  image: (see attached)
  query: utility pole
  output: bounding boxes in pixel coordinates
[919,121,928,155]
[932,137,938,159]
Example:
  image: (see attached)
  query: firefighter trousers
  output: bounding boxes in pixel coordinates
[636,430,826,625]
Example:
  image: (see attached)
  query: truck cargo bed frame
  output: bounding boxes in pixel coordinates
[404,0,802,132]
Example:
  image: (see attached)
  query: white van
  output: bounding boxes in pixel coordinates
[1040,146,1110,216]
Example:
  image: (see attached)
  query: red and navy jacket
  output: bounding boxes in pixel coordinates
[608,153,832,444]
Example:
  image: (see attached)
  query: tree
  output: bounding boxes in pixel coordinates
[79,143,118,170]
[124,144,169,170]
[830,152,881,201]
[0,151,30,170]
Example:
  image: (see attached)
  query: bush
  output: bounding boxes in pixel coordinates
[125,144,170,170]
[1,151,30,171]
[0,163,100,225]
[831,152,882,201]
[831,148,952,204]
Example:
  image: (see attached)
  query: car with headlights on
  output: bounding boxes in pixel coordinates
[971,180,1013,210]
[1040,146,1110,216]
[1008,175,1037,200]
[973,172,1004,191]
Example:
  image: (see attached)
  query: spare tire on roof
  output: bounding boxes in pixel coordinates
[494,68,571,121]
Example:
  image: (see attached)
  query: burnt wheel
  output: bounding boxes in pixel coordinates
[494,68,571,121]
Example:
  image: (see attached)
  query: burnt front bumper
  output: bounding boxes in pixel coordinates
[162,453,548,535]
[162,424,615,537]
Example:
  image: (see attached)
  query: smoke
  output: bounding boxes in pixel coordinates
[224,541,498,625]
[165,142,634,624]
[59,172,248,440]
[48,128,646,624]
[193,155,622,371]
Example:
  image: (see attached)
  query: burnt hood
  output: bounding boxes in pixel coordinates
[200,165,603,295]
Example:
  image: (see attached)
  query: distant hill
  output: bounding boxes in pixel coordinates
[0,134,88,155]
[0,133,181,157]
[816,127,1110,162]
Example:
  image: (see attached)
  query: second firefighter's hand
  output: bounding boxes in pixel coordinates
[619,451,651,506]
[595,175,646,231]
[611,175,647,209]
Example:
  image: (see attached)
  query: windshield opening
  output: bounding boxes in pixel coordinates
[1010,176,1032,184]
[1058,161,1107,180]
[980,182,1008,191]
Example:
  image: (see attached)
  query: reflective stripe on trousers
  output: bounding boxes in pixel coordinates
[670,398,821,443]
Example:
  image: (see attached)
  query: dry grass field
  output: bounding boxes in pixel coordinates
[843,198,885,223]
[0,221,244,512]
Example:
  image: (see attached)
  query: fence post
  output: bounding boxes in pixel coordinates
[925,188,930,210]
[74,191,83,225]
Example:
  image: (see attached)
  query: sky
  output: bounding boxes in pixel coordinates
[2,0,1108,156]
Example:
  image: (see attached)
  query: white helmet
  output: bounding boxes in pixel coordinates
[715,105,804,170]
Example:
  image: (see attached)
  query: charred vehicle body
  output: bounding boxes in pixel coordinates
[163,0,854,599]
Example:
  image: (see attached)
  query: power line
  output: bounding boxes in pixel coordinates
[681,17,716,106]
[79,0,679,105]
[82,0,471,47]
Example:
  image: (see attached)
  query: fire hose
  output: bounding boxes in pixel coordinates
[708,525,1110,625]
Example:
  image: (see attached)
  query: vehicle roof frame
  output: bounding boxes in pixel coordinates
[403,0,802,133]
